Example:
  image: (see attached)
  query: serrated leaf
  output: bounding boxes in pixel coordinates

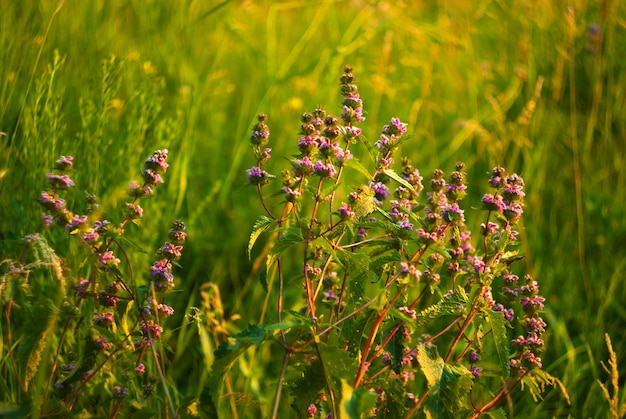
[417,343,444,388]
[369,251,402,277]
[248,215,275,259]
[321,181,342,198]
[484,408,507,419]
[344,386,377,419]
[343,158,372,179]
[336,249,370,285]
[418,343,474,419]
[486,310,510,377]
[267,229,303,266]
[384,324,406,374]
[17,299,58,391]
[424,363,474,419]
[213,324,266,360]
[415,291,467,328]
[382,169,417,195]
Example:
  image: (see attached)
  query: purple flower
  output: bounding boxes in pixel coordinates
[522,351,543,369]
[417,228,438,245]
[250,129,270,145]
[39,191,66,211]
[140,320,163,339]
[125,202,144,219]
[441,202,465,223]
[398,306,417,319]
[396,218,413,231]
[481,194,505,213]
[468,365,483,378]
[95,335,112,351]
[144,149,169,173]
[246,166,272,185]
[370,182,390,203]
[135,364,145,374]
[55,155,74,171]
[151,259,173,281]
[112,386,129,399]
[468,350,481,363]
[99,251,120,267]
[157,242,183,260]
[313,160,336,179]
[93,311,114,326]
[169,229,187,245]
[399,262,422,281]
[98,290,118,307]
[66,214,88,233]
[47,173,75,190]
[520,295,545,313]
[74,278,90,298]
[522,316,547,334]
[42,213,54,228]
[142,168,164,186]
[338,202,355,219]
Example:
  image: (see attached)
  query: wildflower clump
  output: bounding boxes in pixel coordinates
[2,149,184,417]
[210,65,561,418]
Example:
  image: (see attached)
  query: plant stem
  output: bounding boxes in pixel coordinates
[270,348,292,419]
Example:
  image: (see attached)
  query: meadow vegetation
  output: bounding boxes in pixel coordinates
[1,1,625,417]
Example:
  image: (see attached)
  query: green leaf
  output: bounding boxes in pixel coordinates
[336,249,370,285]
[382,168,417,195]
[418,343,474,419]
[384,323,406,374]
[267,228,303,266]
[344,386,377,419]
[415,289,467,328]
[213,324,267,360]
[483,408,507,418]
[248,215,275,259]
[17,299,58,391]
[417,343,444,388]
[343,158,373,179]
[485,310,511,377]
[207,325,268,411]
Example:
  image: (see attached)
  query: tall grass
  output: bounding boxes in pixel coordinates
[1,0,625,417]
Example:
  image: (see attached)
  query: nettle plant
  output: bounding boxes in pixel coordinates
[1,150,185,417]
[216,66,563,418]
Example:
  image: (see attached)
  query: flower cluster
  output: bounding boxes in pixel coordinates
[243,66,551,417]
[503,273,547,373]
[247,66,365,207]
[30,150,183,413]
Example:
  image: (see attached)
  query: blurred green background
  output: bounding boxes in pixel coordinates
[1,0,625,417]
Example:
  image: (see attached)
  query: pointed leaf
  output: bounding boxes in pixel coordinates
[382,169,417,195]
[267,229,303,266]
[248,215,275,259]
[415,290,467,328]
[485,310,510,377]
[343,158,373,179]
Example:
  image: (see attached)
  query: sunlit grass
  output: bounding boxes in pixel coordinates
[1,0,625,417]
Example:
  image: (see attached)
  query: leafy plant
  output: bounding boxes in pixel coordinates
[0,150,186,418]
[210,66,567,418]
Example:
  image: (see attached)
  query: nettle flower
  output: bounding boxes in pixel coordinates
[47,173,75,190]
[247,166,273,186]
[250,114,270,146]
[157,242,183,260]
[313,160,336,179]
[99,251,120,268]
[54,155,74,171]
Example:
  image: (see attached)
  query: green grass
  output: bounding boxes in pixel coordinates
[1,0,626,417]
